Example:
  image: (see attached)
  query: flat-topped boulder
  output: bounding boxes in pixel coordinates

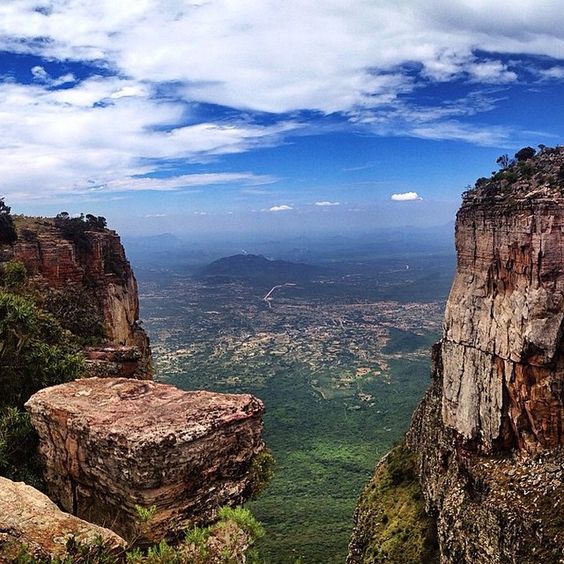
[0,476,126,561]
[25,378,265,544]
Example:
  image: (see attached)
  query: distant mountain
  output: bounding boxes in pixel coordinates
[195,254,320,284]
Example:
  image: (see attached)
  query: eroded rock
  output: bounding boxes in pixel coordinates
[1,218,151,378]
[350,148,564,563]
[0,476,126,561]
[25,378,265,545]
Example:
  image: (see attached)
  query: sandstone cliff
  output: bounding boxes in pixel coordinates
[0,216,151,378]
[350,147,564,563]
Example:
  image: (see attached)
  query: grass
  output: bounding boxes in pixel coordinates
[351,442,439,563]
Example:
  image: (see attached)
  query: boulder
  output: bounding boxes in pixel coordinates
[0,476,126,561]
[25,378,265,544]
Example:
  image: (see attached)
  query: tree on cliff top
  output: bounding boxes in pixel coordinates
[0,199,17,244]
[515,146,536,162]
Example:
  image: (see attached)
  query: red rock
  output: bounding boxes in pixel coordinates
[0,476,126,561]
[1,218,151,378]
[441,149,564,453]
[25,378,265,545]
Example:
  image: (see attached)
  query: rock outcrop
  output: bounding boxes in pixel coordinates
[0,217,151,378]
[26,377,266,545]
[350,147,564,563]
[0,476,126,561]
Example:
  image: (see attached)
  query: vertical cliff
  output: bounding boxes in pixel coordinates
[350,147,564,563]
[0,216,151,378]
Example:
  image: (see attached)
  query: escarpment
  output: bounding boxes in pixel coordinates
[0,216,151,378]
[350,147,564,563]
[26,378,266,545]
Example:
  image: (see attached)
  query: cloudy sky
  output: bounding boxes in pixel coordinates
[0,0,563,235]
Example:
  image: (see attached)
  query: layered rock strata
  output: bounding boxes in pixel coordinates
[442,185,564,453]
[350,147,564,563]
[0,476,126,561]
[1,218,151,378]
[26,377,265,545]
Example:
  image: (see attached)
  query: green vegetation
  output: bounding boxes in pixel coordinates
[43,287,105,345]
[0,198,17,244]
[54,212,107,255]
[515,146,536,162]
[0,262,83,488]
[126,506,265,564]
[352,442,438,563]
[165,348,434,562]
[1,260,27,290]
[249,448,275,498]
[8,505,265,563]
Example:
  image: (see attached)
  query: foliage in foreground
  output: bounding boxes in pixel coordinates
[0,262,84,487]
[9,506,265,564]
[351,441,439,563]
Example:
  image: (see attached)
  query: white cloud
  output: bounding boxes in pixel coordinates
[315,201,340,206]
[31,65,75,86]
[391,192,422,201]
[0,1,562,114]
[0,1,562,200]
[539,66,564,79]
[269,204,294,212]
[0,79,287,202]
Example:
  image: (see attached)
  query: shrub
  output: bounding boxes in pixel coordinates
[248,448,274,497]
[54,212,108,255]
[515,146,536,161]
[0,291,83,409]
[0,261,27,290]
[0,199,17,244]
[0,407,43,488]
[43,287,105,345]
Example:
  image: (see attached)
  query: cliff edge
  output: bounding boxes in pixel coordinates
[0,214,151,378]
[350,146,564,563]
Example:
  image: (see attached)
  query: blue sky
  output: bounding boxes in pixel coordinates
[0,1,563,236]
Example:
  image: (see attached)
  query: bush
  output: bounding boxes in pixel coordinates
[248,448,274,498]
[0,407,43,488]
[43,287,105,345]
[0,199,17,244]
[515,146,536,162]
[0,261,27,290]
[54,212,108,255]
[0,291,83,409]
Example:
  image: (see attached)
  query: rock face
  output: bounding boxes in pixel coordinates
[350,147,564,563]
[443,175,564,453]
[25,378,265,545]
[1,218,151,378]
[0,476,126,561]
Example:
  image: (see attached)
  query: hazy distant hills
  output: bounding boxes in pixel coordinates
[195,253,321,284]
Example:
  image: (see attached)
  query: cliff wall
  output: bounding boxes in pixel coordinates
[350,147,564,563]
[0,217,151,378]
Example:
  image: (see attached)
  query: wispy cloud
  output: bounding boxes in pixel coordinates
[269,204,294,212]
[391,192,422,201]
[315,201,340,206]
